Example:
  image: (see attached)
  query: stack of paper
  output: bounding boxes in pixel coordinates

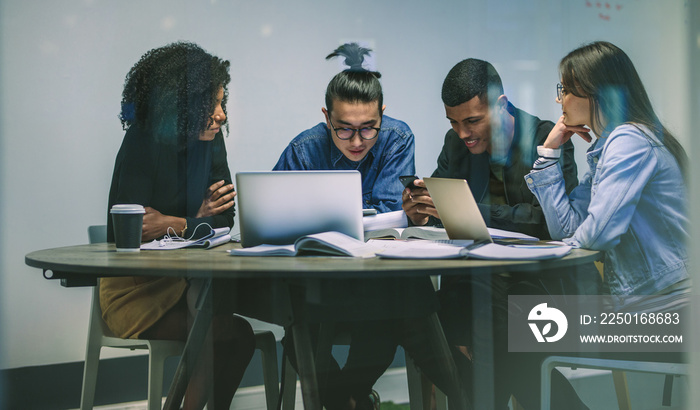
[370,239,468,259]
[465,243,572,260]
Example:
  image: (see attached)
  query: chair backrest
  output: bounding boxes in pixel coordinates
[88,225,108,244]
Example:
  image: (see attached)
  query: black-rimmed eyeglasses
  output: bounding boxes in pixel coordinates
[556,83,565,101]
[329,117,381,140]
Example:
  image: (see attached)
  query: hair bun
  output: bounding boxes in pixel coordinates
[326,42,372,72]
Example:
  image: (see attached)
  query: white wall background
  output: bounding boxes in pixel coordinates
[0,0,693,371]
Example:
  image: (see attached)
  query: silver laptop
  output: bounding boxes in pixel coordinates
[423,177,493,242]
[235,171,365,247]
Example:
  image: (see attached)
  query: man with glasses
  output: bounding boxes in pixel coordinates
[273,43,415,213]
[402,58,592,409]
[272,44,466,410]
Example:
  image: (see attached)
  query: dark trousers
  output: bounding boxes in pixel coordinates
[284,320,404,410]
[284,314,468,410]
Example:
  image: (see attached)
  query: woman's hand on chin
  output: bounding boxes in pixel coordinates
[544,115,593,149]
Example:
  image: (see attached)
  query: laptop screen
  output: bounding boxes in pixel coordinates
[235,171,365,247]
[423,177,493,242]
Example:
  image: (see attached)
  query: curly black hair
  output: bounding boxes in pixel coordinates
[119,41,231,146]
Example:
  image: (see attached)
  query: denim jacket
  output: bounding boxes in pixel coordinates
[273,115,415,213]
[525,124,689,296]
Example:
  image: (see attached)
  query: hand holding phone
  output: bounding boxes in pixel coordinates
[400,175,437,226]
[399,175,419,190]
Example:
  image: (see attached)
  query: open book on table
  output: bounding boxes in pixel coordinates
[228,230,571,260]
[141,226,231,250]
[375,239,572,260]
[365,226,451,241]
[229,231,378,258]
[365,225,539,242]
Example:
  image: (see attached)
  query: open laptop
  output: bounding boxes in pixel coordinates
[423,177,493,242]
[235,171,364,247]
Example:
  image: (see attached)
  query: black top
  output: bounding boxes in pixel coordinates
[107,125,235,241]
[430,103,578,239]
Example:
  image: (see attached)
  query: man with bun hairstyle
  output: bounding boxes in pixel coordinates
[274,43,415,213]
[275,43,466,410]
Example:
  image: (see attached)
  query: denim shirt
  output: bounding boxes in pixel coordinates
[525,124,689,296]
[273,115,415,213]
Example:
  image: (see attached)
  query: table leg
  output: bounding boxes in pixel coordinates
[283,280,325,410]
[291,321,322,410]
[424,312,472,410]
[402,310,472,409]
[315,322,336,396]
[471,274,494,409]
[163,279,214,410]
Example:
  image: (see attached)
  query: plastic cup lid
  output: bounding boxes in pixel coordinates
[110,204,146,214]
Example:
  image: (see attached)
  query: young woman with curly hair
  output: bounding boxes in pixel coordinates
[101,41,255,410]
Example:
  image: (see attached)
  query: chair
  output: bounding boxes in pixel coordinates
[540,355,689,410]
[81,225,281,410]
[80,280,186,410]
[539,262,688,410]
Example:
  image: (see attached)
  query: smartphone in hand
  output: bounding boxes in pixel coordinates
[399,175,419,190]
